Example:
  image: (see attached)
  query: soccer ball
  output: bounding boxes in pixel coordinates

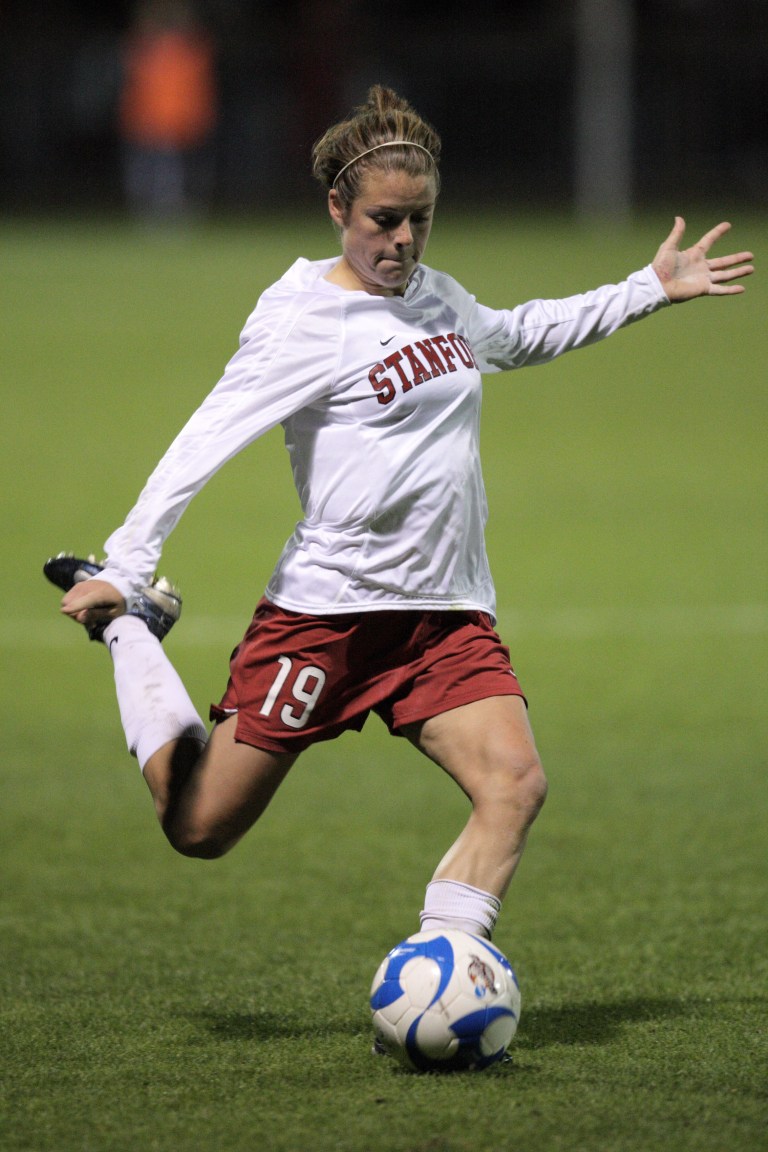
[370,929,521,1072]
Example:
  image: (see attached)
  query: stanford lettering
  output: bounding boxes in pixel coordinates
[368,332,478,406]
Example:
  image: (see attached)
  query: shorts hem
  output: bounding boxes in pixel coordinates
[387,682,526,734]
[238,732,315,755]
[211,707,365,756]
[216,716,316,755]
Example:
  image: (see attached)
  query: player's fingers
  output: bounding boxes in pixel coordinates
[61,588,97,613]
[708,252,754,271]
[61,593,92,615]
[67,603,124,629]
[61,582,124,616]
[695,220,732,253]
[661,215,686,249]
[62,599,114,621]
[714,265,754,283]
[707,284,747,296]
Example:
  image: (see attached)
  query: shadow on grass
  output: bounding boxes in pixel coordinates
[516,995,712,1050]
[191,1008,365,1042]
[192,995,712,1051]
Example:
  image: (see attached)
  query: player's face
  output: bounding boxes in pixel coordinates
[328,168,437,297]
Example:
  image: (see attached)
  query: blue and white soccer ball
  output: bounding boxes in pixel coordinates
[370,929,521,1072]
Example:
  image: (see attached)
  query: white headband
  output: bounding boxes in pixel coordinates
[332,140,434,188]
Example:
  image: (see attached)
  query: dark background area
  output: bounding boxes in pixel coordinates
[1,0,766,215]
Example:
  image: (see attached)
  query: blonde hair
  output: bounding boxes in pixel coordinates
[312,86,441,208]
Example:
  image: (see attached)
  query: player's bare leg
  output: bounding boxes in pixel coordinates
[45,555,298,862]
[404,695,547,924]
[140,734,201,830]
[142,715,297,859]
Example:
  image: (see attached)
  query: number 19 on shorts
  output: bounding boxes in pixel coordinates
[259,655,327,730]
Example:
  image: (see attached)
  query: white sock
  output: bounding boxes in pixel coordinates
[103,616,208,771]
[419,880,502,940]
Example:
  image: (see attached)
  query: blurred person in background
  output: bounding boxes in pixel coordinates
[119,0,217,221]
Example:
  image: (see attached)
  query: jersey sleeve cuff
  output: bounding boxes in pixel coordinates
[640,262,673,306]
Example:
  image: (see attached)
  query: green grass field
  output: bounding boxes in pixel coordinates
[1,212,765,1152]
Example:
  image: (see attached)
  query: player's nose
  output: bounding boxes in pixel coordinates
[393,219,413,248]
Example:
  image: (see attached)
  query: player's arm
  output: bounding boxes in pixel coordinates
[469,217,753,372]
[652,218,754,302]
[97,296,342,597]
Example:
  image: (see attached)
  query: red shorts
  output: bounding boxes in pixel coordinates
[210,598,525,754]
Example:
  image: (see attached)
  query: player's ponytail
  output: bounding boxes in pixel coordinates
[312,86,441,209]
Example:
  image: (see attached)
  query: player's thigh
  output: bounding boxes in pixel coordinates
[172,714,298,850]
[403,695,544,804]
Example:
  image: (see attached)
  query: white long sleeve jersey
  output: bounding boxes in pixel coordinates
[102,257,669,621]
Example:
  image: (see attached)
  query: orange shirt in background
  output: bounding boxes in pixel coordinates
[120,29,216,148]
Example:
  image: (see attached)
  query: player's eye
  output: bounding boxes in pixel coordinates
[371,213,430,230]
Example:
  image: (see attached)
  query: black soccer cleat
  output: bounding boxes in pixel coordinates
[43,552,182,643]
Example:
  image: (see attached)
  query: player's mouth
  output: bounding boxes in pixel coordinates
[378,254,413,268]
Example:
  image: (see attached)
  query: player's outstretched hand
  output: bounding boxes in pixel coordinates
[61,580,126,629]
[652,218,754,302]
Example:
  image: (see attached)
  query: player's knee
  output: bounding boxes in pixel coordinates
[523,755,548,821]
[478,747,548,826]
[508,752,548,823]
[163,818,233,860]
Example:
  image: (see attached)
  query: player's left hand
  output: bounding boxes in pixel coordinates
[652,218,754,302]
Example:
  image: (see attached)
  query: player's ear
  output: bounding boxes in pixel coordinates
[328,189,346,230]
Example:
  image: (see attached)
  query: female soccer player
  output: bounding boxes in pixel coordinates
[46,86,753,944]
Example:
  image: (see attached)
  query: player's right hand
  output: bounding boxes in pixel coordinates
[61,580,127,628]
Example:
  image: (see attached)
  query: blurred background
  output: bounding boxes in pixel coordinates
[2,0,766,219]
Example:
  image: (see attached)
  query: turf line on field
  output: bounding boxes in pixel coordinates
[5,602,767,648]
